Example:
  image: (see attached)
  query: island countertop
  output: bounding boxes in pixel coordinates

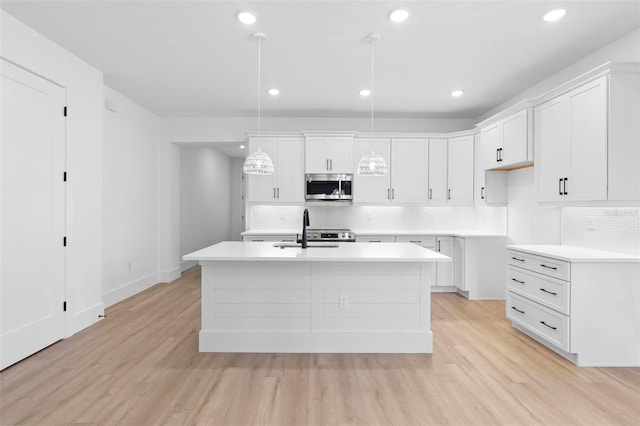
[183,241,451,263]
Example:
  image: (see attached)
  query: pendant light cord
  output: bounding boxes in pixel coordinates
[258,37,262,136]
[370,39,374,134]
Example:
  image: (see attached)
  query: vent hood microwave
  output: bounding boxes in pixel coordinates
[305,174,353,202]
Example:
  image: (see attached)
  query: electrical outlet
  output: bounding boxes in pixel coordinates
[280,210,285,220]
[339,294,349,308]
[366,211,372,221]
[587,216,595,231]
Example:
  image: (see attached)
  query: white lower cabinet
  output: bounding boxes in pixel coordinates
[355,235,396,243]
[454,237,507,299]
[506,247,640,366]
[396,236,452,288]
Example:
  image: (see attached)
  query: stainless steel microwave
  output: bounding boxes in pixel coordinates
[305,173,353,202]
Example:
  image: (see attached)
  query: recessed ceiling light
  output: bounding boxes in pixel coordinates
[543,8,566,22]
[360,89,371,97]
[451,89,464,97]
[389,8,410,23]
[268,88,280,96]
[236,10,257,25]
[239,145,246,149]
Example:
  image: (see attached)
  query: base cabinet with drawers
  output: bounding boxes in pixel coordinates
[506,247,640,367]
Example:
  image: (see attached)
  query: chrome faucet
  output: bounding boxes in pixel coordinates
[302,208,310,249]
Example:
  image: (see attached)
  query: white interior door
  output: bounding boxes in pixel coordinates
[1,59,66,370]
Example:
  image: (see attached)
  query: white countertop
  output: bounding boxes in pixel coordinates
[184,241,451,263]
[507,244,640,263]
[241,229,506,238]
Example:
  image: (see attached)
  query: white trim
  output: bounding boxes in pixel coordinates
[102,272,160,308]
[199,330,433,353]
[157,266,181,283]
[181,260,198,272]
[66,302,104,337]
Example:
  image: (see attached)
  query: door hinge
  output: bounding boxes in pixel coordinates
[63,301,67,312]
[63,236,67,246]
[63,106,68,116]
[63,171,67,181]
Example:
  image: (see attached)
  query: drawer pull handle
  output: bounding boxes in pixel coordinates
[540,288,557,296]
[511,278,525,284]
[540,264,557,270]
[511,257,525,262]
[409,241,422,243]
[540,321,557,330]
[511,306,525,314]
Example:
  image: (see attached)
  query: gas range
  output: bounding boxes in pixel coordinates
[305,228,355,242]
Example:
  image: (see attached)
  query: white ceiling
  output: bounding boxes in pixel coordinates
[2,0,639,121]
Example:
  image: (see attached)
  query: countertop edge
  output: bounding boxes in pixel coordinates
[507,244,640,263]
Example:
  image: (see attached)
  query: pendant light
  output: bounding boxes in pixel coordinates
[357,33,388,177]
[243,33,274,175]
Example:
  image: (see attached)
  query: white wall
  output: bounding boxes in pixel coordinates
[230,158,245,241]
[179,146,232,267]
[1,11,104,335]
[248,205,507,235]
[102,86,162,307]
[164,116,476,143]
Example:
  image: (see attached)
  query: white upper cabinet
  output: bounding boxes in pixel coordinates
[305,136,353,173]
[474,133,507,205]
[428,138,448,204]
[480,108,532,170]
[537,76,608,201]
[391,138,429,203]
[447,135,475,205]
[536,65,640,202]
[353,138,391,203]
[246,136,304,203]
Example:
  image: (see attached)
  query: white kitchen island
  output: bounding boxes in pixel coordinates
[183,241,450,353]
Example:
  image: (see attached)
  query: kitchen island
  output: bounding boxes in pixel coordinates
[183,241,450,353]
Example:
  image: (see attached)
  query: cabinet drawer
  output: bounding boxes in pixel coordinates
[356,235,396,243]
[507,250,570,281]
[507,266,570,315]
[507,292,570,351]
[396,236,437,247]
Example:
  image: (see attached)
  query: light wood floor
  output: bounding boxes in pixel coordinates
[1,266,639,425]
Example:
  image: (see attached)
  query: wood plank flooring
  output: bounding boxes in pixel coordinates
[1,266,638,425]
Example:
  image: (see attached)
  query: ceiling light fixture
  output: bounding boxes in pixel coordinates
[451,89,464,97]
[236,10,258,25]
[268,88,280,96]
[243,33,274,175]
[357,34,388,177]
[360,89,371,97]
[543,8,566,22]
[239,145,246,149]
[389,8,410,23]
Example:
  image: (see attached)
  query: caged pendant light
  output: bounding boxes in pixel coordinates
[357,33,388,177]
[243,33,274,175]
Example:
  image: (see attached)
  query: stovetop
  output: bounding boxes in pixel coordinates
[305,228,355,242]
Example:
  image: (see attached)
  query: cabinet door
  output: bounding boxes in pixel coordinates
[428,139,448,204]
[305,137,330,173]
[447,136,474,205]
[454,237,465,290]
[328,137,353,173]
[436,237,453,286]
[276,138,304,203]
[536,98,566,202]
[391,138,428,203]
[501,110,529,167]
[353,138,391,203]
[481,124,501,170]
[566,77,608,201]
[246,137,277,202]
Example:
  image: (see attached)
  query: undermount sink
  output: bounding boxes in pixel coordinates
[272,242,340,249]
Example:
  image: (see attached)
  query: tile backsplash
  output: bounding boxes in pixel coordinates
[562,207,640,255]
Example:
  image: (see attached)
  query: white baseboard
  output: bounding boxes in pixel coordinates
[157,267,181,283]
[180,260,198,272]
[67,302,104,337]
[102,272,161,308]
[199,330,433,353]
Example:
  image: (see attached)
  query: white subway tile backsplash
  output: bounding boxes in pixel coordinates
[562,207,640,255]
